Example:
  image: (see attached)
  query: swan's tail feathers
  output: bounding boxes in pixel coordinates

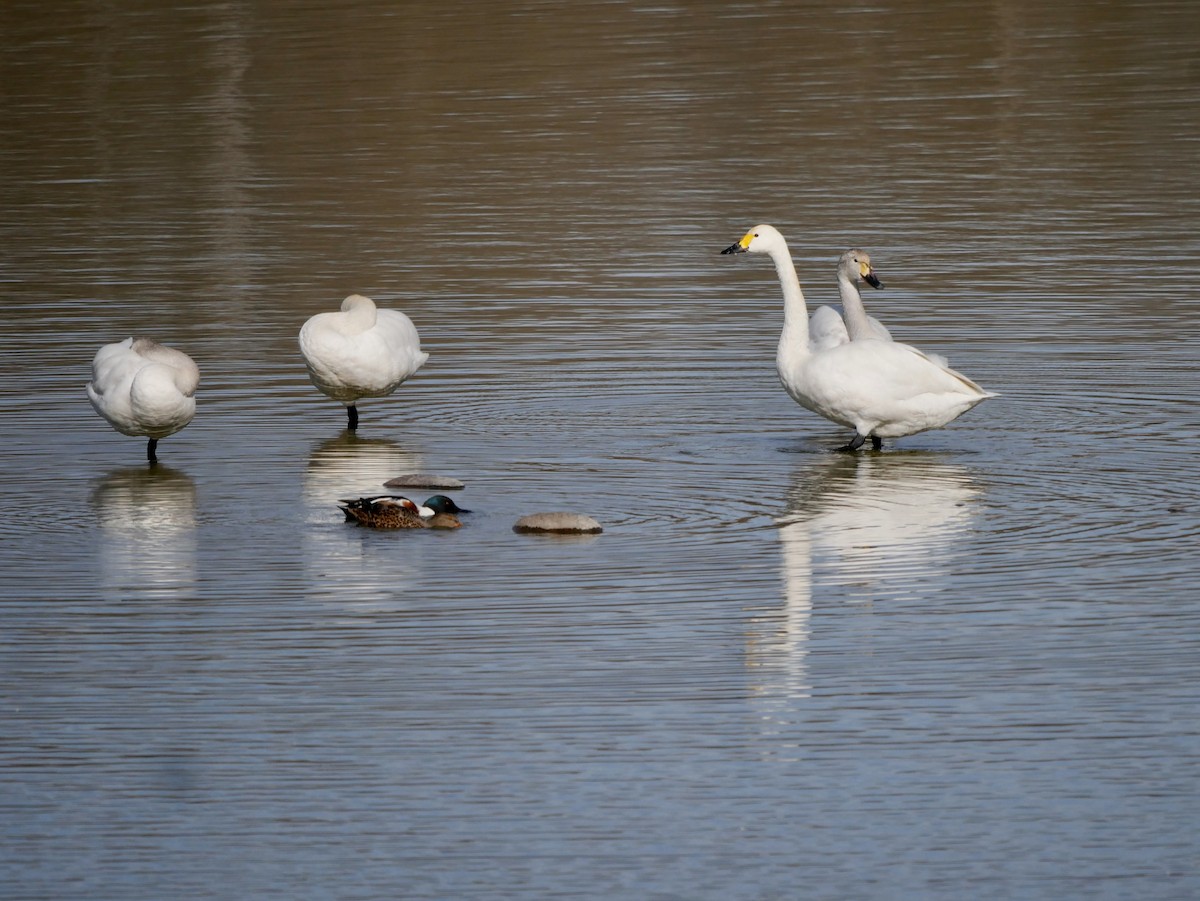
[944,367,994,397]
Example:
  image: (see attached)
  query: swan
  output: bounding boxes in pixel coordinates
[299,294,428,430]
[807,248,891,351]
[721,225,994,450]
[86,337,200,462]
[833,248,950,368]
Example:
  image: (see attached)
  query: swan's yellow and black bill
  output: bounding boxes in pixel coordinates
[863,268,883,289]
[721,232,753,255]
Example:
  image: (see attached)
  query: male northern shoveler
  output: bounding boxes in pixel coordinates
[423,495,470,515]
[338,496,460,529]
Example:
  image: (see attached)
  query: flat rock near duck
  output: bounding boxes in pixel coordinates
[384,473,465,490]
[513,512,604,534]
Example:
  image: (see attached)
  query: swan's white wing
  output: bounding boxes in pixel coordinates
[808,305,849,352]
[797,340,993,436]
[864,315,892,341]
[375,309,429,376]
[809,306,892,351]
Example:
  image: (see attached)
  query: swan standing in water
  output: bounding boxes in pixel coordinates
[299,294,428,430]
[721,225,994,450]
[808,248,890,351]
[86,337,200,463]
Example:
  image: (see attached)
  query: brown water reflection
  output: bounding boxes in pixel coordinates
[2,2,1199,899]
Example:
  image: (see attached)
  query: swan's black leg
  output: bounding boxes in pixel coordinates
[347,404,359,430]
[147,437,158,463]
[837,433,866,452]
[871,436,883,450]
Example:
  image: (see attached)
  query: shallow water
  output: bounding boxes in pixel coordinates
[2,2,1199,898]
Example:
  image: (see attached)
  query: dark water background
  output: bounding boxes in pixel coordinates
[2,2,1198,898]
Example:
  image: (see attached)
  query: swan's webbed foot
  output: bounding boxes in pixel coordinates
[837,433,867,452]
[836,433,882,452]
[347,404,359,430]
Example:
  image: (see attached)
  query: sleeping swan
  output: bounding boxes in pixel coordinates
[721,225,994,450]
[298,294,428,430]
[86,337,200,463]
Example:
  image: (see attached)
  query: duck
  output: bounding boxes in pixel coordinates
[807,249,890,352]
[338,495,461,529]
[423,494,470,515]
[721,225,995,450]
[86,337,200,463]
[299,294,429,430]
[339,495,432,518]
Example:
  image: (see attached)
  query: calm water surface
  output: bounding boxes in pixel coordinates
[2,2,1199,898]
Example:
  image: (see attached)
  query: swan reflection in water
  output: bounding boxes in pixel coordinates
[749,452,982,701]
[302,431,428,608]
[91,464,198,601]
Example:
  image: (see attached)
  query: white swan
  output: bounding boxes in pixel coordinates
[807,248,891,352]
[298,294,429,430]
[721,225,995,450]
[86,337,200,462]
[834,248,951,368]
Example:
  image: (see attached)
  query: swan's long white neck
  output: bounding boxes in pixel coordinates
[837,270,874,340]
[767,243,811,363]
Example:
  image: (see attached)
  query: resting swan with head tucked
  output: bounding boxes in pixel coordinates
[721,224,994,450]
[299,294,428,430]
[86,337,200,463]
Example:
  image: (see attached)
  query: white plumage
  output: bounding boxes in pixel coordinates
[86,337,200,462]
[811,248,950,368]
[298,294,428,430]
[722,225,994,450]
[808,248,891,352]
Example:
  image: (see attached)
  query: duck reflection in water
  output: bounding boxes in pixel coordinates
[91,464,198,600]
[748,452,982,704]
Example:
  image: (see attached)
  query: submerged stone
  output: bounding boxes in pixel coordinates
[384,473,465,490]
[513,512,603,534]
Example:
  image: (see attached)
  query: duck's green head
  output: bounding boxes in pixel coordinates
[424,494,469,514]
